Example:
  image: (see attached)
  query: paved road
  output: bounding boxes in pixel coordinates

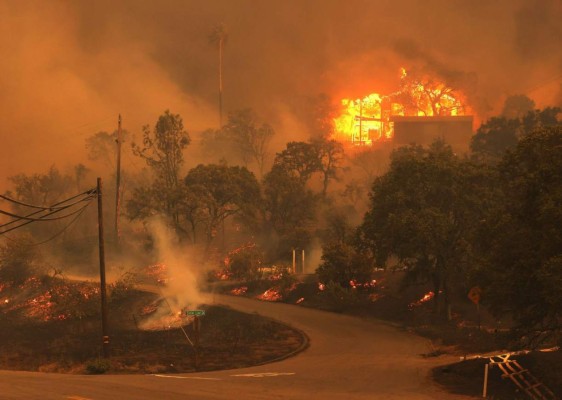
[0,294,474,399]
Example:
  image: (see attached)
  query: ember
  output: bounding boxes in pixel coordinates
[408,291,442,310]
[257,288,282,302]
[231,286,248,295]
[296,297,304,304]
[145,263,168,285]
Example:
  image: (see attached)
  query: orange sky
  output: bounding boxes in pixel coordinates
[1,0,561,187]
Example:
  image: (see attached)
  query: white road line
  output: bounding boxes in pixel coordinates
[231,372,295,378]
[152,374,221,380]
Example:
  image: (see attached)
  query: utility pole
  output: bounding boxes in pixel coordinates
[219,36,223,127]
[115,114,122,245]
[97,178,110,359]
[359,99,363,145]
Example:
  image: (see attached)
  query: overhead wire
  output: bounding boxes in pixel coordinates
[0,200,95,223]
[0,188,97,235]
[0,189,96,212]
[2,201,93,246]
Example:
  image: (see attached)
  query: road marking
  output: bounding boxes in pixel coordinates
[231,372,295,378]
[151,374,221,381]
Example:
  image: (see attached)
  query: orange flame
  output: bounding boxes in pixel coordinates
[333,68,467,146]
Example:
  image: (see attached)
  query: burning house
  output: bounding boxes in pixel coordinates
[332,68,473,152]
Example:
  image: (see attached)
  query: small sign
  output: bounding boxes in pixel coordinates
[185,310,205,316]
[468,286,482,305]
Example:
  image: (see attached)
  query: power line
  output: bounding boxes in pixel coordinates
[0,201,94,223]
[0,189,96,230]
[2,201,93,247]
[0,196,95,228]
[0,188,97,235]
[0,191,94,211]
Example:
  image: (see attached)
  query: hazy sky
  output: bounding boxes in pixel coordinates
[1,0,561,185]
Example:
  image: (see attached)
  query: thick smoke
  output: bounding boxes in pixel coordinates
[1,0,561,186]
[139,218,206,330]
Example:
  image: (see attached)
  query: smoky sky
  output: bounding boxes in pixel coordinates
[1,0,561,185]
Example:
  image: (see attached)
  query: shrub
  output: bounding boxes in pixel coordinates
[0,235,40,286]
[86,358,111,374]
[316,242,372,287]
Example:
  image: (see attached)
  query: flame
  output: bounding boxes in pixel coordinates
[257,288,282,302]
[231,286,248,295]
[333,68,468,146]
[145,263,168,285]
[408,290,443,310]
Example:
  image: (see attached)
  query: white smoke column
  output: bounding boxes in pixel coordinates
[148,218,205,318]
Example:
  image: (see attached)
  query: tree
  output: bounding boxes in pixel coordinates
[470,107,561,164]
[316,242,372,287]
[312,139,344,197]
[226,244,263,280]
[479,126,562,341]
[358,140,493,318]
[184,164,261,248]
[291,93,337,141]
[262,166,318,258]
[0,235,41,286]
[501,94,535,119]
[85,130,129,168]
[272,141,321,185]
[396,68,466,116]
[129,111,190,234]
[221,109,274,177]
[7,166,74,207]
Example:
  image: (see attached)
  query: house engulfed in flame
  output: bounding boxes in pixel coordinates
[333,68,474,152]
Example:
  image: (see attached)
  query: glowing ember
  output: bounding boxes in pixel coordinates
[141,313,186,331]
[369,293,384,302]
[145,263,168,285]
[257,288,282,302]
[296,297,305,304]
[408,291,442,310]
[349,279,378,289]
[318,283,326,291]
[333,68,468,146]
[231,286,248,295]
[140,302,159,316]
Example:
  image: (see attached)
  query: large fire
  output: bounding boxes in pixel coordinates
[333,68,468,146]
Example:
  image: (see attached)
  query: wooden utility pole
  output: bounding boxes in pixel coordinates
[359,100,363,145]
[114,114,122,245]
[97,178,110,358]
[219,37,223,127]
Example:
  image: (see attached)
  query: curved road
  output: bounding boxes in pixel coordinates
[0,295,474,399]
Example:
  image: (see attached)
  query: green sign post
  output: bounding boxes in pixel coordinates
[185,310,205,316]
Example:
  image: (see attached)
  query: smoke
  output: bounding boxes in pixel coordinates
[1,0,561,187]
[139,218,205,329]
